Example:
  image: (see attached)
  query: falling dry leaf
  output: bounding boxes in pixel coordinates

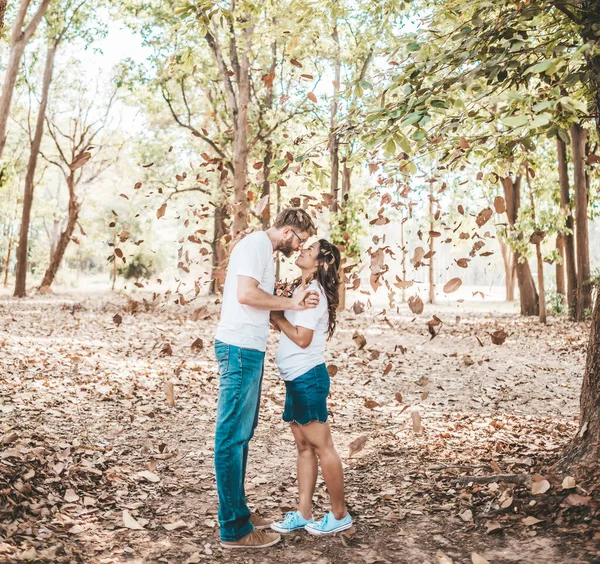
[307,92,317,103]
[352,331,367,349]
[490,329,508,345]
[562,476,576,489]
[443,278,462,294]
[408,295,424,315]
[327,364,338,377]
[494,195,506,214]
[348,435,368,458]
[475,207,493,227]
[157,203,167,219]
[411,411,422,433]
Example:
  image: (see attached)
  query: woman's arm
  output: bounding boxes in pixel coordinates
[272,312,314,349]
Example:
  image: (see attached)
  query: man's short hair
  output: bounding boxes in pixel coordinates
[273,208,316,236]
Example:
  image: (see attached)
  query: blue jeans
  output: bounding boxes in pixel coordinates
[214,340,264,542]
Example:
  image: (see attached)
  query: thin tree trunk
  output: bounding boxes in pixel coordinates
[0,0,51,161]
[3,233,13,287]
[260,141,272,230]
[400,215,407,303]
[39,173,81,291]
[556,234,566,297]
[210,200,228,295]
[111,233,117,291]
[337,161,351,310]
[571,123,591,320]
[0,0,7,37]
[502,175,539,316]
[329,19,341,213]
[557,137,577,316]
[498,236,516,301]
[428,188,435,304]
[341,162,351,205]
[526,168,546,324]
[14,42,57,298]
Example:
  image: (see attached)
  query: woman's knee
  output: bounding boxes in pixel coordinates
[295,437,315,455]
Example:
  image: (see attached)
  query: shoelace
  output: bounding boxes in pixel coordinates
[317,512,331,529]
[283,511,299,526]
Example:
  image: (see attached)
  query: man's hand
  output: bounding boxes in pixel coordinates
[291,285,320,310]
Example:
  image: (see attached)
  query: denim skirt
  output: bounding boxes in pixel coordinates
[282,363,330,425]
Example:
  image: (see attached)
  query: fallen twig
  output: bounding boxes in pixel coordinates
[453,474,531,485]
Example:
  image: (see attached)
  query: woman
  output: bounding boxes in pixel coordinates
[269,239,352,536]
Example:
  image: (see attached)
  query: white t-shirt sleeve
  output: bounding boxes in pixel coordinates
[235,235,270,283]
[293,287,327,331]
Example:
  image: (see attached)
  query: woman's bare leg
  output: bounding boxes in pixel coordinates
[290,423,317,520]
[299,421,346,519]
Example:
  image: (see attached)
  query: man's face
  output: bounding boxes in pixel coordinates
[276,227,309,258]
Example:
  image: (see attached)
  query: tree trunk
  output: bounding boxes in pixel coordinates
[400,215,407,303]
[556,234,566,296]
[502,175,539,316]
[337,162,351,310]
[428,190,435,304]
[260,141,272,230]
[557,285,600,470]
[3,233,13,287]
[111,233,117,291]
[498,236,516,301]
[39,173,80,291]
[14,42,57,298]
[0,0,7,37]
[557,137,577,317]
[329,21,341,213]
[571,123,591,320]
[526,169,546,324]
[210,200,228,295]
[0,0,51,161]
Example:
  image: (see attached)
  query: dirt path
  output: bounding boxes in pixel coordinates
[1,292,598,563]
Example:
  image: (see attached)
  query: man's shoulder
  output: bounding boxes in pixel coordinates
[232,231,271,255]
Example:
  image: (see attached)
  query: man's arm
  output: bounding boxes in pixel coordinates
[238,276,319,311]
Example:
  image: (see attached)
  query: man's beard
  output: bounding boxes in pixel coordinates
[276,239,295,258]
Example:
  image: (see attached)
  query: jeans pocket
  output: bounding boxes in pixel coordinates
[215,342,229,375]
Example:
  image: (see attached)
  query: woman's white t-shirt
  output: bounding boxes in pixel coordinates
[276,280,329,381]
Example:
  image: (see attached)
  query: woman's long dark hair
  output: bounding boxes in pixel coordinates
[314,239,341,339]
[283,239,342,339]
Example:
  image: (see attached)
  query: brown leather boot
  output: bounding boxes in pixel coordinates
[220,528,282,549]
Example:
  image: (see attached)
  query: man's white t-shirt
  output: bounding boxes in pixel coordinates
[215,231,275,352]
[276,280,329,381]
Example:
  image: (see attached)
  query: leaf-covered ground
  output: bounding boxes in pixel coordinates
[1,292,599,563]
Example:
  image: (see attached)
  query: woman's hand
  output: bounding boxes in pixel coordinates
[270,310,284,332]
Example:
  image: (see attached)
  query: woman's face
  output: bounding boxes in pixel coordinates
[295,242,320,273]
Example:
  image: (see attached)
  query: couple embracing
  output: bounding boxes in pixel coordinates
[213,208,352,549]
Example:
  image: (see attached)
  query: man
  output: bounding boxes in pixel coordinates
[214,208,318,549]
